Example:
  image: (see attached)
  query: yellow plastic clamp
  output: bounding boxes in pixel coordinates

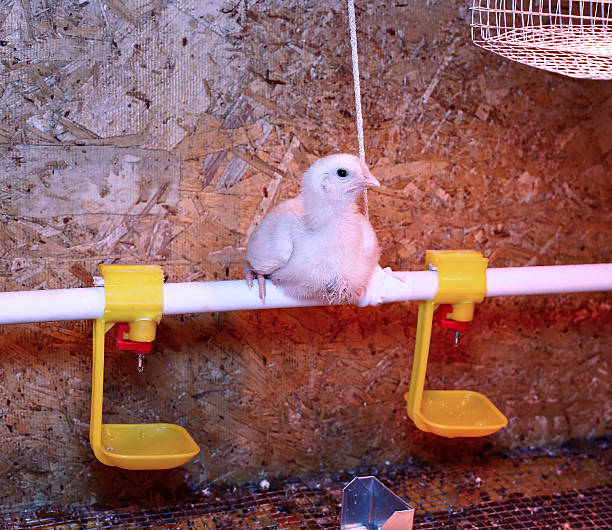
[427,249,488,322]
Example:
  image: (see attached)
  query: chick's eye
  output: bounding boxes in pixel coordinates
[336,168,348,178]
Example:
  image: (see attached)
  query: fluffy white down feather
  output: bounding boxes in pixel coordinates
[245,154,380,304]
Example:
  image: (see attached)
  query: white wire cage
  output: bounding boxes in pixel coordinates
[471,0,612,79]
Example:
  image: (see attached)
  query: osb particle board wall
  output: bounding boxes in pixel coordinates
[0,0,610,511]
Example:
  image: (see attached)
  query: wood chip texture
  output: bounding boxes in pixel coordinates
[0,0,610,512]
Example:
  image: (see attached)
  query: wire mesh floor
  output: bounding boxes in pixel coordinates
[2,439,610,529]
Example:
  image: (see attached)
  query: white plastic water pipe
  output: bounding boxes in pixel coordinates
[485,264,612,296]
[0,263,610,325]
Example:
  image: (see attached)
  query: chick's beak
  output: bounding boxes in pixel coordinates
[362,168,380,188]
[358,159,380,188]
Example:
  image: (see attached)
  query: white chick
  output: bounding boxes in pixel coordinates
[245,153,380,304]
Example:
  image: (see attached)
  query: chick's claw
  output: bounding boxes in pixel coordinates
[245,268,254,289]
[257,273,266,300]
[245,268,267,301]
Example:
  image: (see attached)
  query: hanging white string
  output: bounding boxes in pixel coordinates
[347,0,369,219]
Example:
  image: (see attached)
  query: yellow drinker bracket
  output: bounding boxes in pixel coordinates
[405,251,508,438]
[90,265,199,470]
